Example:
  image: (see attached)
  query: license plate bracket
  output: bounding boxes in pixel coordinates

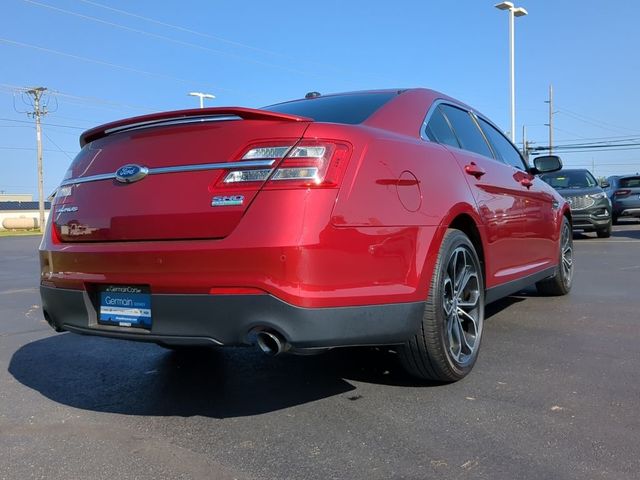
[98,285,152,329]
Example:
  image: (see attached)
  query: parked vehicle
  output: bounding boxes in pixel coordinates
[539,169,612,237]
[39,88,571,382]
[606,174,640,224]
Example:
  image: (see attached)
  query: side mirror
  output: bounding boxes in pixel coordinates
[532,155,562,174]
[600,180,610,189]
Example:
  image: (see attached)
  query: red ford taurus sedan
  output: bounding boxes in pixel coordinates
[39,89,572,382]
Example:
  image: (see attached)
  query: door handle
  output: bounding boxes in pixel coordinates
[464,162,486,179]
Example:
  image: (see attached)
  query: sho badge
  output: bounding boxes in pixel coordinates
[212,195,244,207]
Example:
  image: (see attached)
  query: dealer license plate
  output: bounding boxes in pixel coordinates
[99,285,152,328]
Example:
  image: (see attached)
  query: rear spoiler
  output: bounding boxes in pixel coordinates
[79,107,312,147]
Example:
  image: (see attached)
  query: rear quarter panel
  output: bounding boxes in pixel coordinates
[304,121,483,300]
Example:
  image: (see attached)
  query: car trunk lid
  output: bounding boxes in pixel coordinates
[53,108,311,242]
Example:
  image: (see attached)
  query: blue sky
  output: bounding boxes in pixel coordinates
[1,0,639,197]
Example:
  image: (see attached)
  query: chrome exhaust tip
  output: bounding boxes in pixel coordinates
[43,310,64,333]
[256,331,289,356]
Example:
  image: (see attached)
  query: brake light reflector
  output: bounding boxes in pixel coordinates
[221,140,352,189]
[614,189,631,197]
[242,146,292,160]
[224,169,272,183]
[271,167,319,181]
[222,144,293,185]
[265,140,351,189]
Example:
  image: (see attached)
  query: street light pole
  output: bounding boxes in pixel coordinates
[495,2,528,143]
[188,92,215,108]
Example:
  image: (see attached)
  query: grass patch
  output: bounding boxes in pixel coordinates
[0,230,43,237]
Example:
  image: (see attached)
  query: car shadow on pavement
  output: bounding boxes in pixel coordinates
[485,295,527,319]
[8,333,439,417]
[8,333,359,418]
[611,228,640,240]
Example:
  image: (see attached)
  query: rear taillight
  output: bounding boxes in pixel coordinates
[221,140,351,189]
[614,189,631,197]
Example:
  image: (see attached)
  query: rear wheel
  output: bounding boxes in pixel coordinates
[399,229,484,382]
[612,215,619,225]
[536,217,573,295]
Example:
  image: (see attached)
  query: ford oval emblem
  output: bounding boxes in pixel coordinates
[115,164,149,183]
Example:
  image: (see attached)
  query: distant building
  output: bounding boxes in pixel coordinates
[0,201,51,231]
[0,193,33,202]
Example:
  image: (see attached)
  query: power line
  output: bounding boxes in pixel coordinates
[533,146,640,154]
[553,133,640,143]
[1,82,154,112]
[0,37,247,95]
[52,92,151,111]
[0,117,85,130]
[556,106,640,134]
[553,126,591,141]
[75,0,302,60]
[42,131,74,160]
[0,146,77,154]
[73,0,370,78]
[548,140,640,149]
[22,0,323,79]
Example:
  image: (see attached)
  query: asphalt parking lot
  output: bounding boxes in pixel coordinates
[1,224,639,480]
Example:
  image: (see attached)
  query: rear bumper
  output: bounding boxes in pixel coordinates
[613,207,640,218]
[40,286,424,348]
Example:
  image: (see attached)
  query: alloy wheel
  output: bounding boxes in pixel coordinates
[442,246,482,365]
[561,222,573,286]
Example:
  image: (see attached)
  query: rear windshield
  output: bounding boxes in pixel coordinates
[540,170,598,189]
[619,177,640,188]
[263,92,398,125]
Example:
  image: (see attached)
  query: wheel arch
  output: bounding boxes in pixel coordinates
[448,213,486,285]
[416,203,488,299]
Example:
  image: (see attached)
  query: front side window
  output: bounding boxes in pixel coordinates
[439,104,493,158]
[477,118,526,170]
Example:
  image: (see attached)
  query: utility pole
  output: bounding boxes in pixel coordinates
[25,87,48,232]
[545,84,554,155]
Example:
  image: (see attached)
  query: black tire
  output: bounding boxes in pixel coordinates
[612,215,619,225]
[399,229,484,383]
[536,217,573,296]
[596,223,611,238]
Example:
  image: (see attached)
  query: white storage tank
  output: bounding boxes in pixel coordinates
[2,216,39,230]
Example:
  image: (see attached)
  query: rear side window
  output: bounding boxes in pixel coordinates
[439,105,493,158]
[262,92,397,125]
[477,118,526,170]
[619,177,640,188]
[424,106,460,148]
